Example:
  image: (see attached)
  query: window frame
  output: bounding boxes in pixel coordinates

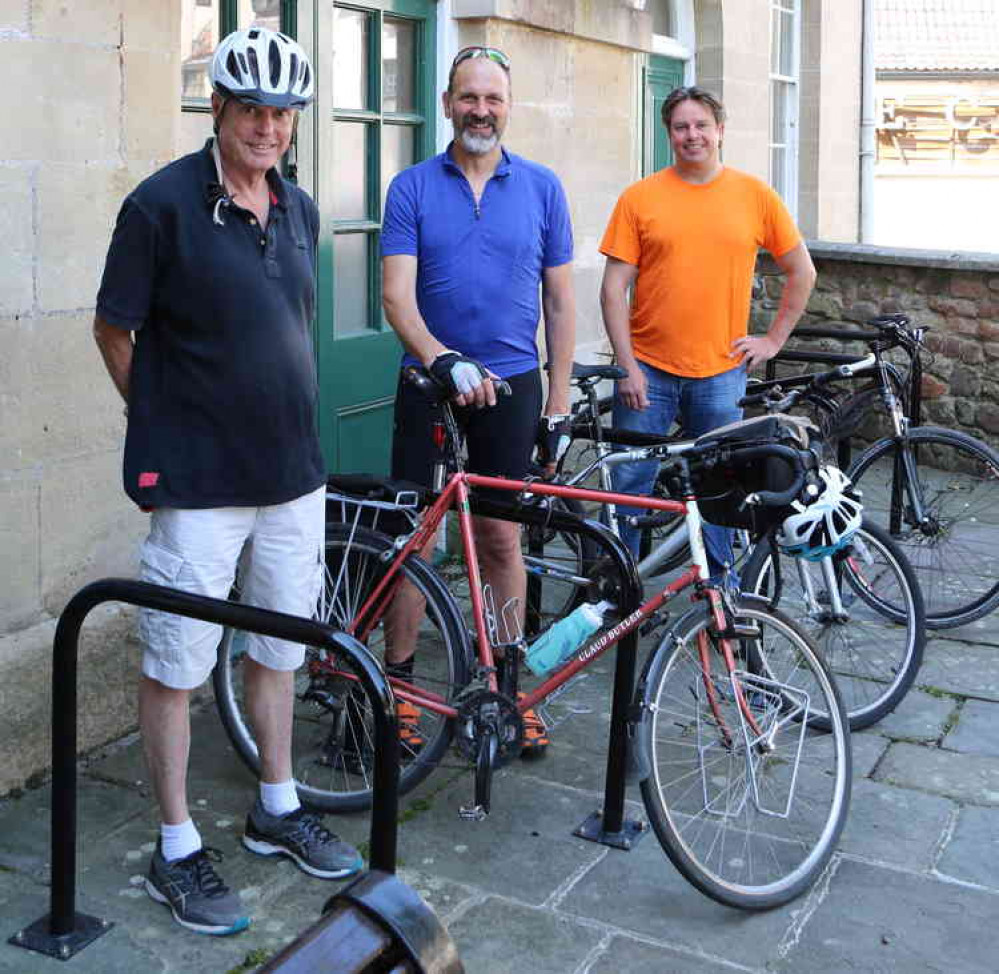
[180,0,298,116]
[769,0,801,215]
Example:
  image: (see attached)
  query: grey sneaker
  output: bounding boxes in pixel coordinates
[145,844,249,936]
[242,800,364,880]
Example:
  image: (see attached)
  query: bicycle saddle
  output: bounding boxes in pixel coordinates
[571,362,628,381]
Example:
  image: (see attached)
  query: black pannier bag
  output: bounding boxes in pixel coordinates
[686,414,818,532]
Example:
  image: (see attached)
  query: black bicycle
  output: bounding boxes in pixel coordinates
[750,314,999,629]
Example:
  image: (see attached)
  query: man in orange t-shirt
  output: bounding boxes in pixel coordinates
[600,86,816,575]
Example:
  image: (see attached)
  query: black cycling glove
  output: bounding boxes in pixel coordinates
[429,352,491,397]
[535,414,572,467]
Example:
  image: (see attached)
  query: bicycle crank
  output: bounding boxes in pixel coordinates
[455,689,523,819]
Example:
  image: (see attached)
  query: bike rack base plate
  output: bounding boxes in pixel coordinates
[573,810,649,851]
[9,912,113,961]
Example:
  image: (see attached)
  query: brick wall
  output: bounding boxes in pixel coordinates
[752,242,999,449]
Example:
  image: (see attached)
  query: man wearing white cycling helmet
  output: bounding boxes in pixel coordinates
[380,46,576,756]
[93,27,361,936]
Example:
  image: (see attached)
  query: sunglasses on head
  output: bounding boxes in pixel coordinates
[450,46,511,72]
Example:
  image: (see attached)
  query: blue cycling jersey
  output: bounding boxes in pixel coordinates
[381,145,573,378]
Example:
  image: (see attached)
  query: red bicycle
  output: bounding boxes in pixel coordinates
[215,369,851,910]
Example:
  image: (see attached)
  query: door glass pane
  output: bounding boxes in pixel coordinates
[180,0,219,103]
[236,0,280,30]
[334,6,370,110]
[382,124,415,200]
[382,18,416,113]
[333,122,369,220]
[334,234,370,335]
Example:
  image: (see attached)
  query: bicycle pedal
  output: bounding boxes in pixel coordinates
[459,804,489,822]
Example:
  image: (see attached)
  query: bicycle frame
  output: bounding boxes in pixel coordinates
[339,467,752,723]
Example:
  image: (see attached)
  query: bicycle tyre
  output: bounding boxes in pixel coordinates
[638,599,851,910]
[214,524,472,813]
[739,519,925,730]
[849,426,999,628]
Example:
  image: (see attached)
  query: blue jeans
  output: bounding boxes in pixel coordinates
[612,360,746,578]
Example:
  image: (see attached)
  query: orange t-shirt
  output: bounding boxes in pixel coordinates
[599,167,802,378]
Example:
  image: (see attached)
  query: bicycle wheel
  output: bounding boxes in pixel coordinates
[639,599,851,910]
[849,426,999,628]
[740,519,925,730]
[214,524,472,813]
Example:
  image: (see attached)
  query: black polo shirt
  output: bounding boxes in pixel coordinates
[97,140,325,509]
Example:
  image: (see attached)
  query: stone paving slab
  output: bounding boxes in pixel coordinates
[588,936,746,974]
[942,699,999,757]
[85,705,261,816]
[772,859,998,974]
[863,687,956,743]
[916,639,999,700]
[446,897,604,974]
[0,777,148,879]
[557,825,797,970]
[935,805,999,890]
[838,778,954,870]
[848,729,893,779]
[391,771,609,906]
[874,741,999,805]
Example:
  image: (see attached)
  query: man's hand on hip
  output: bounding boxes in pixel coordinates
[731,334,780,372]
[617,365,649,411]
[429,351,497,408]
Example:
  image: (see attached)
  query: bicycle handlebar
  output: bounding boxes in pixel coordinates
[695,442,808,509]
[739,354,878,409]
[402,364,513,402]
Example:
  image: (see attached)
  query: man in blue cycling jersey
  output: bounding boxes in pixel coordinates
[380,46,576,754]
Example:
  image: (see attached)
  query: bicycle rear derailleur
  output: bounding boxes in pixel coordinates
[454,688,523,820]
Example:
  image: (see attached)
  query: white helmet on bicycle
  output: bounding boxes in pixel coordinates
[776,465,863,561]
[211,27,315,109]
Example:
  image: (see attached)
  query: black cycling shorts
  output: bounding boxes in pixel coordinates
[391,368,543,487]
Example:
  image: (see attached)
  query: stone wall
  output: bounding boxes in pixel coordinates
[0,0,180,795]
[752,242,999,449]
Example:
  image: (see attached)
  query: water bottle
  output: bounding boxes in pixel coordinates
[525,601,612,677]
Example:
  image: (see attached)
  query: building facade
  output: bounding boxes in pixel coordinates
[873,0,999,251]
[0,0,863,792]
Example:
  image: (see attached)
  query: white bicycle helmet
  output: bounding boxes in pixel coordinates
[211,27,314,109]
[776,465,863,561]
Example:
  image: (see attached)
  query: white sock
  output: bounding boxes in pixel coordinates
[161,819,201,862]
[260,779,300,818]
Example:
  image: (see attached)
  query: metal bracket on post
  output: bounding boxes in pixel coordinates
[9,579,399,962]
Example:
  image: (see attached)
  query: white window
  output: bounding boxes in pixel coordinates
[769,0,800,214]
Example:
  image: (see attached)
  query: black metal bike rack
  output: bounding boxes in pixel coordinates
[6,578,408,963]
[474,494,649,851]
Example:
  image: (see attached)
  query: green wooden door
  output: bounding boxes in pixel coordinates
[643,55,685,175]
[314,0,436,475]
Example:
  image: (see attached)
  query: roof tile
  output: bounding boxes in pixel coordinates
[876,0,999,72]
